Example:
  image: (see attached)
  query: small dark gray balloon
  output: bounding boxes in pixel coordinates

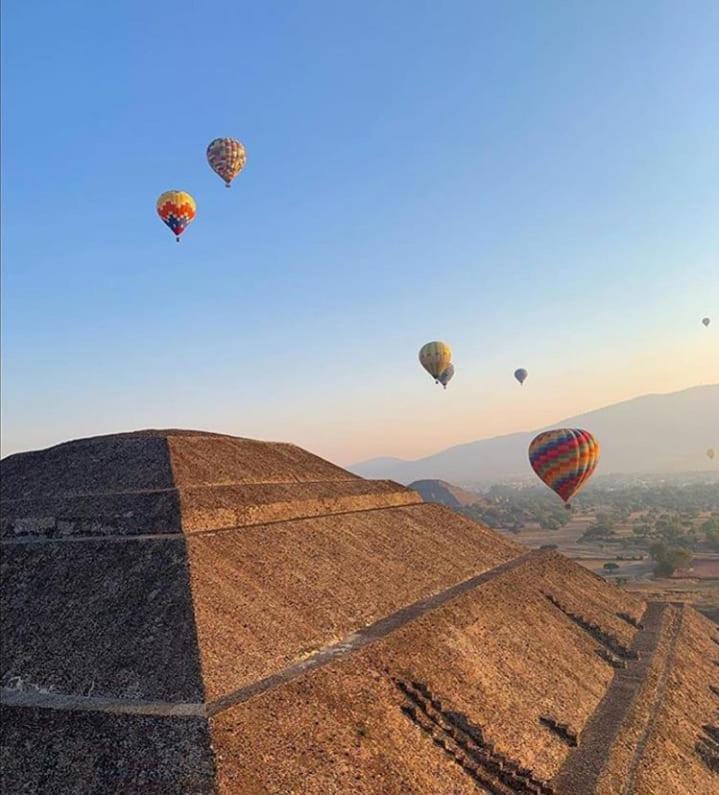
[438,364,455,389]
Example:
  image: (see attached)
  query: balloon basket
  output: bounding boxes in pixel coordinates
[564,502,572,511]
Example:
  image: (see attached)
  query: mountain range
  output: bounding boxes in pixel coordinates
[350,384,719,485]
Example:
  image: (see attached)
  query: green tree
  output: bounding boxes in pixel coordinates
[649,543,692,578]
[595,512,615,530]
[632,522,651,537]
[702,518,719,550]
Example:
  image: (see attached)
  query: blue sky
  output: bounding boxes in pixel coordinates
[2,1,718,463]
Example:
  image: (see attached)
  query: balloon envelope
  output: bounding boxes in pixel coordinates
[156,190,196,240]
[207,138,246,187]
[514,368,528,385]
[529,428,600,505]
[438,364,455,388]
[419,341,452,381]
[702,317,711,327]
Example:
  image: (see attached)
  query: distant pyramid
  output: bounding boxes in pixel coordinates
[2,430,717,793]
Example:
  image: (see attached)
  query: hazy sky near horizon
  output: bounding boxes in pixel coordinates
[2,1,718,465]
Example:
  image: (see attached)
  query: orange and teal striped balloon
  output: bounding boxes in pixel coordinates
[528,428,600,507]
[156,190,196,242]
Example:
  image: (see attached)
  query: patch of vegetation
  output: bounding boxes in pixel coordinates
[459,476,719,555]
[459,486,572,532]
[580,512,617,542]
[649,542,693,578]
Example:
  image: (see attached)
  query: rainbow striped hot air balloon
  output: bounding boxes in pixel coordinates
[207,138,246,187]
[156,191,196,242]
[528,428,600,509]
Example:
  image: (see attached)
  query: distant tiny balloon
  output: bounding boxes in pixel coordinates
[438,364,455,389]
[514,368,528,385]
[702,317,711,327]
[528,428,600,508]
[419,341,452,382]
[708,448,716,461]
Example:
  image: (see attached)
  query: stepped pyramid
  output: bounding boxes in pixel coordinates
[1,430,717,793]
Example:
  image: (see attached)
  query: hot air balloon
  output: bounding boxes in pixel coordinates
[419,341,452,383]
[514,368,528,385]
[702,317,711,327]
[207,138,246,187]
[528,428,600,509]
[438,364,455,389]
[708,448,716,461]
[156,191,196,242]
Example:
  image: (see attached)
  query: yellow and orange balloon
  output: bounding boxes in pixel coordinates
[419,341,453,383]
[156,191,196,242]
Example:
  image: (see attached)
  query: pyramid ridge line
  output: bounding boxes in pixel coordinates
[0,428,304,462]
[1,549,541,720]
[552,601,686,792]
[1,477,401,503]
[0,687,206,718]
[0,499,427,545]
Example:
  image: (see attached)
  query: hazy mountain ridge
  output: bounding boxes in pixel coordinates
[351,385,719,484]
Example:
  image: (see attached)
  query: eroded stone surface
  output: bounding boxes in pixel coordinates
[2,430,717,794]
[1,539,204,702]
[0,706,215,794]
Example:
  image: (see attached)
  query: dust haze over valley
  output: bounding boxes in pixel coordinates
[351,385,719,486]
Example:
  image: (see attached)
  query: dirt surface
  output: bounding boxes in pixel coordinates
[0,432,176,499]
[624,577,719,623]
[210,553,648,791]
[206,549,540,716]
[3,430,718,793]
[179,479,418,532]
[168,433,357,486]
[616,608,719,794]
[210,557,717,794]
[1,537,204,703]
[187,502,523,700]
[1,705,216,793]
[553,601,682,793]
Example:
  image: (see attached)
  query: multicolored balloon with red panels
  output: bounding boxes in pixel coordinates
[207,137,247,188]
[156,190,197,242]
[528,428,600,508]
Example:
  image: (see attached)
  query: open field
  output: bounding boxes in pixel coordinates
[495,510,719,623]
[622,579,719,623]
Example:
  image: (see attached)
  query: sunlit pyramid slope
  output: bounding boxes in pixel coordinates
[2,430,717,793]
